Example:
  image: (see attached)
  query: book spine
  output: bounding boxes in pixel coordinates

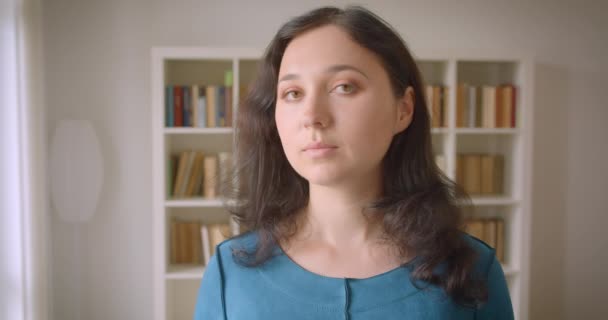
[191,85,199,127]
[204,155,218,198]
[165,85,174,127]
[201,224,210,265]
[225,86,233,127]
[467,85,477,128]
[174,86,183,127]
[183,86,190,127]
[206,86,216,127]
[199,86,207,128]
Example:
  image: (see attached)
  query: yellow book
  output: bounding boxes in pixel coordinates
[463,154,482,195]
[172,151,189,197]
[206,86,217,127]
[204,155,218,198]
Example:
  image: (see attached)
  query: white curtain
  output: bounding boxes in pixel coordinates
[0,0,48,319]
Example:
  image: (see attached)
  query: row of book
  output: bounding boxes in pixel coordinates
[170,219,232,265]
[456,154,504,195]
[165,71,234,128]
[456,84,517,128]
[425,85,448,128]
[463,218,505,263]
[165,84,232,128]
[168,151,232,198]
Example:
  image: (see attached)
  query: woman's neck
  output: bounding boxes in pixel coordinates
[294,173,386,249]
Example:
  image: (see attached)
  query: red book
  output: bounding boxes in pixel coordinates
[511,85,517,128]
[173,86,183,127]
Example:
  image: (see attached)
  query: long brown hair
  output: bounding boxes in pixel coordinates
[222,5,487,308]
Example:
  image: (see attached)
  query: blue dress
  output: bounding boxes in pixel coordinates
[193,231,513,319]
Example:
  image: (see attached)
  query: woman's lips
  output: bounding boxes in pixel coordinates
[303,142,338,158]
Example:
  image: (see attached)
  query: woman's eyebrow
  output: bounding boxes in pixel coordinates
[278,64,369,83]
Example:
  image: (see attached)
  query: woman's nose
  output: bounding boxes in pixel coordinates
[301,92,331,129]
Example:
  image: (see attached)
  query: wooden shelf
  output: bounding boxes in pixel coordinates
[470,196,518,206]
[166,265,205,280]
[164,127,233,135]
[165,198,224,208]
[455,128,519,135]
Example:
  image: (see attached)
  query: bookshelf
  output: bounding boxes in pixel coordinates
[151,48,533,320]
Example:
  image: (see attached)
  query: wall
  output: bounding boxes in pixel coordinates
[42,0,608,319]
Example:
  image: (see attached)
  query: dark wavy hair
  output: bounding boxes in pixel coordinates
[222,5,487,308]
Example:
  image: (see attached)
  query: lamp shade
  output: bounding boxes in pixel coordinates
[49,120,103,223]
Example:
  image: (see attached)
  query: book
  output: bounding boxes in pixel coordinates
[173,86,183,127]
[501,84,516,128]
[482,86,496,128]
[191,152,206,196]
[190,221,202,264]
[462,154,482,195]
[201,224,210,265]
[183,86,191,127]
[206,86,217,127]
[480,154,504,194]
[496,219,505,262]
[177,151,196,197]
[177,220,189,263]
[191,85,199,127]
[198,87,207,128]
[218,86,225,127]
[185,152,204,197]
[204,155,218,198]
[218,152,233,195]
[495,86,504,129]
[165,86,174,127]
[225,86,233,127]
[172,151,188,197]
[456,83,468,127]
[456,154,465,187]
[467,85,478,128]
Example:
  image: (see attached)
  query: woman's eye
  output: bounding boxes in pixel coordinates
[283,90,301,101]
[334,83,356,94]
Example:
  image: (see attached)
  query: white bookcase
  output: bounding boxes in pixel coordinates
[151,47,533,320]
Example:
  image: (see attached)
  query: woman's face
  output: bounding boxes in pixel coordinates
[275,25,413,187]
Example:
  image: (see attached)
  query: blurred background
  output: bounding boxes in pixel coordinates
[1,0,607,319]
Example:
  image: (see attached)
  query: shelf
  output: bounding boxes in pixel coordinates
[164,127,233,135]
[431,128,449,134]
[455,128,519,135]
[165,198,224,208]
[470,196,518,206]
[166,265,205,280]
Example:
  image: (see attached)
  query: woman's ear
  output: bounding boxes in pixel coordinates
[394,86,415,134]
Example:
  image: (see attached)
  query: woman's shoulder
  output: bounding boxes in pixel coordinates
[212,230,263,270]
[461,232,500,277]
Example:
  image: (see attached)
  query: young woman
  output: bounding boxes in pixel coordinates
[194,6,513,320]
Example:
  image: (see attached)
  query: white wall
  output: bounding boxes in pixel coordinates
[42,0,608,319]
